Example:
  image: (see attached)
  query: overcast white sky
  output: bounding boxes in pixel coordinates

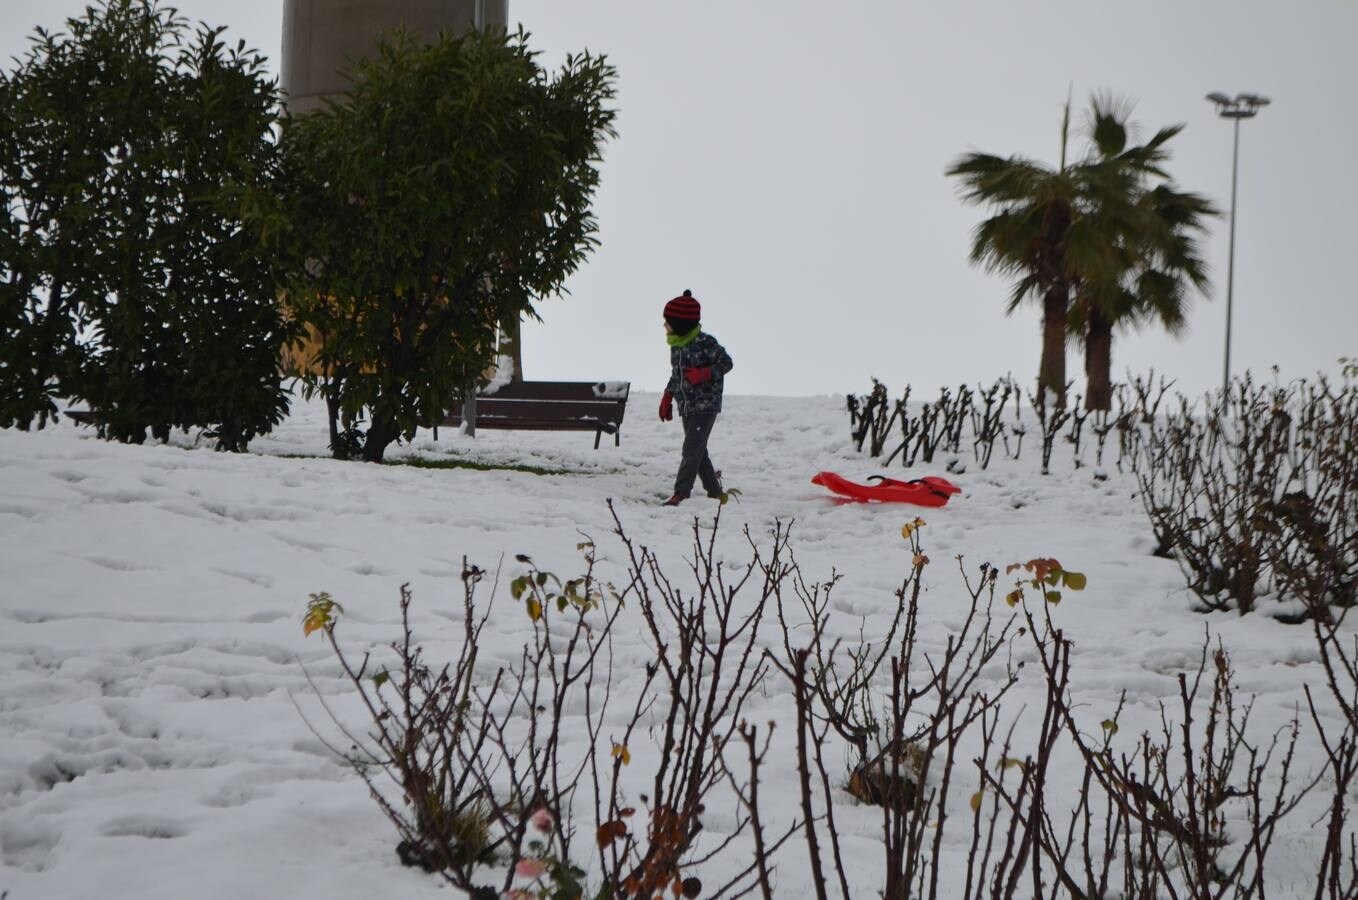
[4,1,1355,400]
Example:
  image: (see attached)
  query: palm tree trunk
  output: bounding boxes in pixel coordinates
[1084,306,1113,411]
[1039,285,1068,407]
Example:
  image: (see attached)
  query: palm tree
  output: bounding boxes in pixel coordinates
[1073,98,1217,410]
[948,97,1216,410]
[946,104,1085,406]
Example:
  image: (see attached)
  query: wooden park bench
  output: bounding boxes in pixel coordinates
[441,380,631,448]
[64,409,97,425]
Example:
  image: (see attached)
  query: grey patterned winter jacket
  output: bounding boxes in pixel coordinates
[666,332,734,415]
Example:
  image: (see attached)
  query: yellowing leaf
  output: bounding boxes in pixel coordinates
[969,790,984,812]
[1101,719,1119,735]
[611,743,631,766]
[1045,590,1062,605]
[997,757,1026,771]
[526,598,542,621]
[901,523,915,539]
[1005,589,1023,607]
[302,611,326,637]
[1062,571,1088,591]
[302,593,342,637]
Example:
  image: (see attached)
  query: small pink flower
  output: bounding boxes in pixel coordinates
[515,857,549,880]
[529,807,554,834]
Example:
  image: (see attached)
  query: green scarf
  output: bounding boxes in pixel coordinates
[666,325,701,348]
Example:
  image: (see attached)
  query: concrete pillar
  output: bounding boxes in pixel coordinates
[281,0,509,114]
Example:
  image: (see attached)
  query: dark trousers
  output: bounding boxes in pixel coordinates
[674,412,722,498]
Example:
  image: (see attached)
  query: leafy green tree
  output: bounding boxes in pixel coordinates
[273,27,617,462]
[947,96,1215,409]
[0,0,292,448]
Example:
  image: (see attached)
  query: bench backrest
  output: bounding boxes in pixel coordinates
[447,380,630,428]
[482,380,628,403]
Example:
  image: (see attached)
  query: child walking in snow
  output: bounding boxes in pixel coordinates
[658,289,733,506]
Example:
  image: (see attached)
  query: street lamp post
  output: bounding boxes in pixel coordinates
[1206,92,1270,398]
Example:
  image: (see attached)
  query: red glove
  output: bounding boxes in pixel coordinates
[658,390,673,421]
[683,367,712,386]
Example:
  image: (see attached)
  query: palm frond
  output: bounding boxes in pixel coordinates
[1129,268,1190,336]
[1005,273,1041,314]
[1084,91,1137,159]
[946,152,1062,206]
[970,208,1041,275]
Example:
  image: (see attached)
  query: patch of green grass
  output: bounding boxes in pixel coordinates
[268,451,578,477]
[387,456,576,477]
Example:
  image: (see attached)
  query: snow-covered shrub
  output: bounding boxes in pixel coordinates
[303,505,781,899]
[762,518,1350,899]
[296,498,1358,898]
[847,373,1170,473]
[1027,623,1308,898]
[1134,370,1358,617]
[767,522,1026,897]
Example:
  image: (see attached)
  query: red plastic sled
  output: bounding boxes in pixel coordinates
[811,471,961,507]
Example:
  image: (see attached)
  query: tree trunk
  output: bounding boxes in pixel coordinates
[1039,285,1068,408]
[325,390,342,458]
[1084,306,1113,412]
[361,415,398,463]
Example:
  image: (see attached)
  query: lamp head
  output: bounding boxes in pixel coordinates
[1206,92,1272,119]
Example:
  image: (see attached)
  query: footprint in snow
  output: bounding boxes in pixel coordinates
[99,815,188,839]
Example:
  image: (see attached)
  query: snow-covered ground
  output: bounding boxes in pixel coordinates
[0,392,1349,898]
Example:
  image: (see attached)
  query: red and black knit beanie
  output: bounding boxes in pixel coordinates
[664,289,701,332]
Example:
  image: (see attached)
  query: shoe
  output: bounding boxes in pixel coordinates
[706,470,724,500]
[662,495,684,506]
